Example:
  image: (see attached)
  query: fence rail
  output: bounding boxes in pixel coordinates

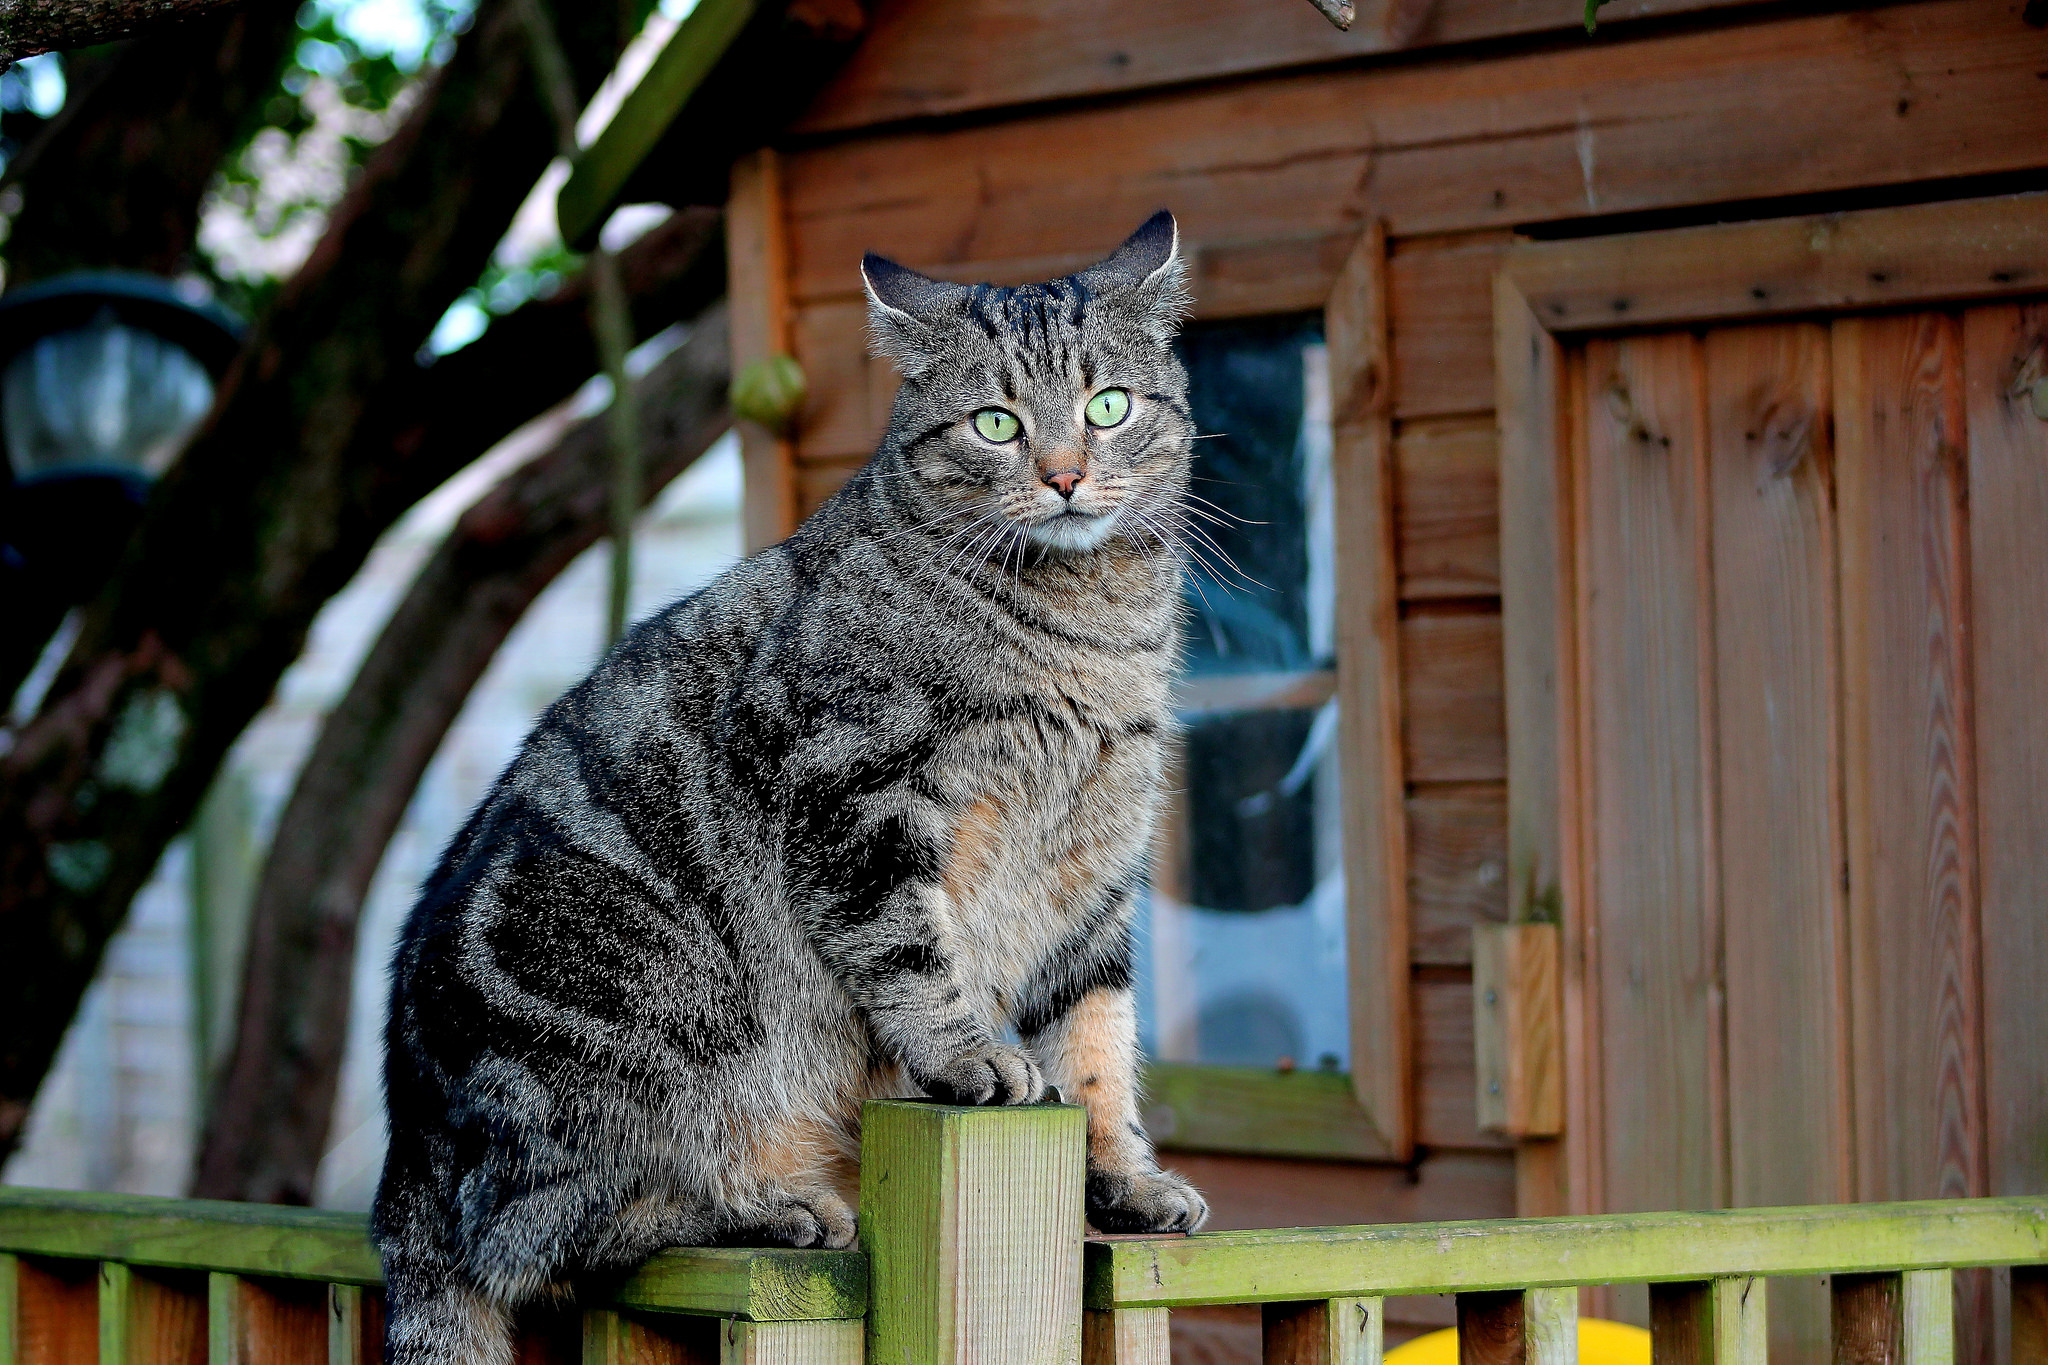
[1,1102,2043,1365]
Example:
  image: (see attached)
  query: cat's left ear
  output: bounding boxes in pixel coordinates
[862,253,963,379]
[1077,210,1191,344]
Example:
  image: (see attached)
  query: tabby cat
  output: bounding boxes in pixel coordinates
[372,211,1208,1364]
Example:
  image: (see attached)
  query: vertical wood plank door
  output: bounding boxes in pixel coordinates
[1498,192,2048,1365]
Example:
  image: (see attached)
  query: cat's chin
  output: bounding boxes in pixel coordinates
[1024,508,1120,553]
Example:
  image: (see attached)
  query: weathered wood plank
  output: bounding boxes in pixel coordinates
[208,1274,324,1365]
[1401,612,1504,784]
[1082,1308,1170,1365]
[1328,222,1413,1161]
[859,1100,1086,1365]
[728,149,798,551]
[1833,1272,1902,1365]
[1396,416,1499,600]
[1576,332,1722,1218]
[791,0,1780,136]
[782,2,2048,300]
[1505,193,2048,337]
[0,1254,13,1365]
[1650,1279,1764,1365]
[1393,239,1509,422]
[1408,786,1507,966]
[1702,321,1845,1365]
[1832,312,1986,1211]
[790,298,881,464]
[1158,1150,1514,1233]
[10,1257,94,1365]
[2011,1267,2048,1365]
[581,1309,714,1365]
[325,1285,380,1365]
[1961,302,2048,1212]
[1416,977,1512,1154]
[1265,1297,1383,1365]
[718,1317,860,1365]
[1901,1270,1955,1365]
[100,1263,206,1365]
[1523,1287,1576,1365]
[1472,924,1561,1139]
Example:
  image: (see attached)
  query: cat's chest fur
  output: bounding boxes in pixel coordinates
[926,624,1174,1020]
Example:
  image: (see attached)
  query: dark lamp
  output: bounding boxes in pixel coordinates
[0,273,244,695]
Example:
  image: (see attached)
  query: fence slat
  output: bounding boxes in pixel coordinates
[1459,1290,1525,1365]
[1083,1308,1169,1365]
[208,1273,325,1365]
[1522,1287,1577,1365]
[1263,1297,1383,1365]
[326,1285,381,1365]
[2014,1267,2048,1365]
[1831,1272,1900,1365]
[1650,1278,1764,1365]
[100,1262,207,1365]
[0,1253,15,1365]
[1900,1270,1952,1365]
[10,1256,94,1365]
[719,1318,862,1364]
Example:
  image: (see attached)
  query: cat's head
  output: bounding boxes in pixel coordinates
[861,211,1193,556]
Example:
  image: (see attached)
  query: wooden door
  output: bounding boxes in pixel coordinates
[1497,194,2048,1363]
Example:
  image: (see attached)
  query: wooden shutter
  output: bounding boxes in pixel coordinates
[1497,193,2048,1362]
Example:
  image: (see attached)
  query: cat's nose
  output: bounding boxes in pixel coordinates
[1042,469,1084,498]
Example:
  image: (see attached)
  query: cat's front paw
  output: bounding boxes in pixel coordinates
[728,1188,858,1250]
[1087,1166,1209,1234]
[917,1042,1044,1106]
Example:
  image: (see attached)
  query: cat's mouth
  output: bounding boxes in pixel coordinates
[1024,506,1120,552]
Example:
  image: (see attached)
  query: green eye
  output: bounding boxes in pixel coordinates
[973,408,1021,442]
[1085,388,1130,428]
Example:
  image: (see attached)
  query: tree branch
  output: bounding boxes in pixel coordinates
[0,0,264,64]
[0,0,630,1159]
[191,305,730,1203]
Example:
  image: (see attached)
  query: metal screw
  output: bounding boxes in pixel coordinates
[1488,1080,1503,1095]
[1484,988,1499,1007]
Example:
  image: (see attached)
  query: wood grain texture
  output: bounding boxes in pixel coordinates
[1833,312,1986,1209]
[10,1258,93,1365]
[207,1274,324,1365]
[100,1263,206,1365]
[1458,1291,1524,1365]
[727,149,797,551]
[1901,1270,1956,1365]
[790,0,1779,135]
[1392,239,1510,422]
[325,1285,380,1365]
[1960,302,2048,1210]
[859,1101,1086,1365]
[1472,924,1561,1138]
[0,1255,13,1365]
[1577,332,1723,1217]
[717,1317,855,1365]
[1265,1298,1383,1365]
[1408,786,1507,966]
[1083,1308,1170,1365]
[780,1,2048,301]
[1833,1273,1902,1365]
[1326,222,1413,1160]
[1521,1288,1575,1365]
[1504,193,2048,338]
[580,1309,709,1365]
[1416,977,1513,1153]
[1157,1149,1513,1232]
[1396,417,1500,600]
[1083,1197,2048,1310]
[1650,1279,1764,1365]
[1401,612,1505,784]
[1702,322,1846,1365]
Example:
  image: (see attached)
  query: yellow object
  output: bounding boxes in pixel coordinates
[1386,1317,1651,1365]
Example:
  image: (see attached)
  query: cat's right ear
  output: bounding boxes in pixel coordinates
[862,253,959,379]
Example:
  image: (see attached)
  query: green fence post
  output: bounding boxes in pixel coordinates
[860,1099,1086,1365]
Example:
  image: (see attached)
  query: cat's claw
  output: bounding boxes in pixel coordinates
[1087,1166,1209,1234]
[920,1042,1044,1106]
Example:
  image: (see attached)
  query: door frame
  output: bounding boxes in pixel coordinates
[1493,190,2048,1215]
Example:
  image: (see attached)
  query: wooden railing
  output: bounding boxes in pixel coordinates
[3,1100,2044,1364]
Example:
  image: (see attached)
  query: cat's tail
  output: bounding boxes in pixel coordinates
[381,1257,512,1365]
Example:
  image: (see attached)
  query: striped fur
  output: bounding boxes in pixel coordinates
[372,211,1207,1364]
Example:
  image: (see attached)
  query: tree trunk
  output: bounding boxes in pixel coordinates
[0,0,260,64]
[191,305,731,1204]
[0,0,627,1161]
[0,0,300,284]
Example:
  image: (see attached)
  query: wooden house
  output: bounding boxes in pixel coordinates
[565,0,2048,1357]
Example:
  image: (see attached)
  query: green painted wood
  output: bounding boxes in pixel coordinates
[0,1253,17,1365]
[0,1189,859,1321]
[1141,1063,1385,1160]
[861,1098,1087,1365]
[556,0,757,247]
[1083,1198,2048,1309]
